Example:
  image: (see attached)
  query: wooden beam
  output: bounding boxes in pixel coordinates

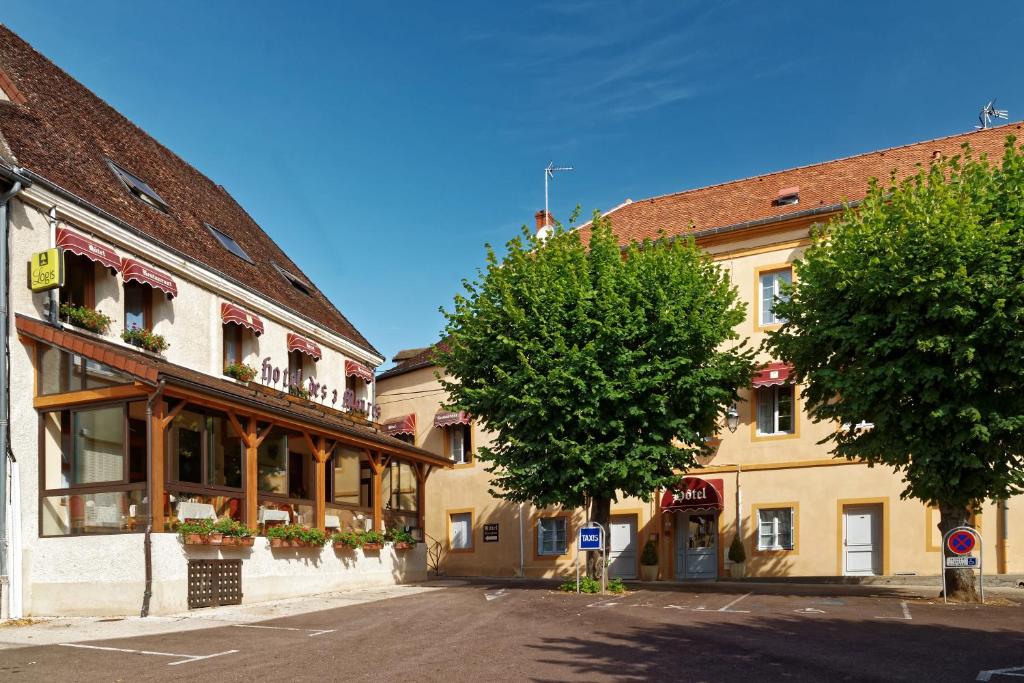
[371,449,383,532]
[225,410,252,448]
[314,455,326,532]
[244,417,259,527]
[301,431,318,460]
[253,422,275,449]
[149,399,167,533]
[33,384,148,410]
[415,463,431,531]
[160,399,188,430]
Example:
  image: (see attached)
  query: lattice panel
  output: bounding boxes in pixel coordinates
[187,559,243,609]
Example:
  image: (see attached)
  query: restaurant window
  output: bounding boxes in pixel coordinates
[166,408,243,490]
[124,280,153,331]
[256,430,314,526]
[757,508,794,550]
[756,385,795,436]
[447,423,472,465]
[537,516,568,556]
[39,401,147,537]
[223,323,243,369]
[59,253,96,309]
[449,511,473,550]
[759,267,792,326]
[382,460,418,514]
[326,446,366,508]
[36,345,134,397]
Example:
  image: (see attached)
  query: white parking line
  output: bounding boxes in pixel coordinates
[230,624,336,637]
[874,600,912,621]
[717,592,752,613]
[977,664,1024,681]
[59,643,238,666]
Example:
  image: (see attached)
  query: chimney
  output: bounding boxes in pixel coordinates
[534,210,554,237]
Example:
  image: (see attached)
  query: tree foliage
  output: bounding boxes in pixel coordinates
[436,214,755,512]
[765,137,1024,598]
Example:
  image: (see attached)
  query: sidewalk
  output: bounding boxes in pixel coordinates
[0,581,459,650]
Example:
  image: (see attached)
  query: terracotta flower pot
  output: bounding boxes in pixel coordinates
[640,564,658,582]
[241,536,255,547]
[221,535,238,546]
[208,532,224,545]
[362,542,383,551]
[185,533,206,545]
[270,537,284,548]
[394,542,413,550]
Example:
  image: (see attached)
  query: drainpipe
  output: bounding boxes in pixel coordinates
[998,499,1009,574]
[735,465,743,541]
[141,379,165,618]
[518,503,524,578]
[1,178,25,616]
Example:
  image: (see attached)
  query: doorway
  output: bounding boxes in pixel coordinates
[843,504,882,576]
[607,514,638,580]
[675,511,718,580]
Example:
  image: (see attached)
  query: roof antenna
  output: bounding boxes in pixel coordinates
[543,161,574,231]
[976,99,1009,130]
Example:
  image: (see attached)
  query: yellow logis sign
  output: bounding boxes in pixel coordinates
[28,248,63,293]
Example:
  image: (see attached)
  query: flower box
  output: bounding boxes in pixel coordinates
[393,542,413,550]
[184,533,208,545]
[240,536,255,547]
[220,535,238,547]
[333,542,357,551]
[362,542,383,551]
[270,537,285,548]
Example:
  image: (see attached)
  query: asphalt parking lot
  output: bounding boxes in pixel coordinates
[1,581,1022,682]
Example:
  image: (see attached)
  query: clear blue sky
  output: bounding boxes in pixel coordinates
[6,2,1024,365]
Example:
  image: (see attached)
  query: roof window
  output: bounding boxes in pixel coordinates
[107,159,168,211]
[774,186,800,207]
[205,223,253,263]
[272,262,312,296]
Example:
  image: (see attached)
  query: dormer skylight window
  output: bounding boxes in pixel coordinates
[272,262,312,296]
[205,223,253,263]
[107,159,168,211]
[774,186,800,207]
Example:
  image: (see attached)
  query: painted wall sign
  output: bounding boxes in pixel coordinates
[483,523,499,543]
[28,248,63,293]
[260,356,381,420]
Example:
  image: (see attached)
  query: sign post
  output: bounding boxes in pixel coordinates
[576,522,606,594]
[941,525,983,604]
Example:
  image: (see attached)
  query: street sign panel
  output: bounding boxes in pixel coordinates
[945,555,978,568]
[28,248,63,293]
[483,523,499,543]
[947,530,976,555]
[579,527,602,551]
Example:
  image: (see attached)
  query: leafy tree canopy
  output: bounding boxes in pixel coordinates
[766,138,1024,512]
[436,213,755,510]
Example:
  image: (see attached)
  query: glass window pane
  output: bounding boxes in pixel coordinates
[207,414,243,489]
[127,401,147,483]
[756,388,774,435]
[451,512,471,549]
[72,405,124,484]
[760,274,776,325]
[449,427,464,462]
[124,282,146,330]
[37,345,76,396]
[777,387,794,433]
[258,431,287,494]
[42,410,69,489]
[170,410,204,484]
[41,490,145,536]
[288,449,310,500]
[331,446,361,506]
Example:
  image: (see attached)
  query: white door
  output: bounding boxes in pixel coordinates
[676,512,718,580]
[844,505,882,575]
[608,515,637,579]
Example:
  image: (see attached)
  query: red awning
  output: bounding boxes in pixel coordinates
[752,361,792,388]
[434,410,470,428]
[383,413,416,437]
[660,477,725,512]
[344,359,374,383]
[287,332,322,360]
[220,302,265,336]
[122,258,178,299]
[56,226,122,273]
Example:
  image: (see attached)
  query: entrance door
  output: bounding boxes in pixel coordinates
[843,504,882,576]
[676,512,718,580]
[608,515,638,579]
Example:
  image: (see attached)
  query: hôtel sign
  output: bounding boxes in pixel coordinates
[260,357,381,420]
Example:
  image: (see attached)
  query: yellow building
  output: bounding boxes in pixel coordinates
[376,125,1024,581]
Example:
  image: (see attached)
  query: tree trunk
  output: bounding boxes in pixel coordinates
[586,496,612,580]
[938,504,979,602]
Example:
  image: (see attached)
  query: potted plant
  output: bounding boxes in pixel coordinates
[121,324,169,353]
[59,303,112,335]
[331,530,363,550]
[288,384,310,400]
[213,518,255,547]
[224,362,257,383]
[178,519,213,545]
[297,526,327,548]
[728,535,747,578]
[385,528,417,550]
[267,524,326,548]
[640,539,659,581]
[266,524,290,548]
[360,530,385,551]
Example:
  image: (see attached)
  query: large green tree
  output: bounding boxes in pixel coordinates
[436,214,755,577]
[766,138,1024,600]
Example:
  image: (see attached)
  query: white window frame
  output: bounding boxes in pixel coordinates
[759,268,792,326]
[448,424,471,465]
[757,507,794,550]
[756,385,795,436]
[537,516,567,556]
[449,512,472,550]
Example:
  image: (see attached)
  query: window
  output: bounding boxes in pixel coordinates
[59,253,95,309]
[107,159,168,211]
[756,385,795,436]
[758,508,794,550]
[537,516,568,556]
[256,430,312,500]
[450,511,472,550]
[447,424,471,464]
[759,268,792,326]
[167,408,244,490]
[272,262,312,296]
[36,346,134,396]
[223,323,243,369]
[382,460,418,513]
[287,350,305,390]
[124,281,153,330]
[326,446,366,507]
[205,223,253,263]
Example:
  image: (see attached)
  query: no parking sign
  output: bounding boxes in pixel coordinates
[947,530,975,556]
[940,525,984,604]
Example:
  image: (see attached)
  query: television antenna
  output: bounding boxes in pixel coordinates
[544,161,574,224]
[976,99,1009,130]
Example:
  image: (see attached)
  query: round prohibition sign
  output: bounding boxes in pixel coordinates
[947,530,976,556]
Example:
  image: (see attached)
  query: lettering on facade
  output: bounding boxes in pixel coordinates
[260,357,381,420]
[672,487,708,504]
[483,523,499,543]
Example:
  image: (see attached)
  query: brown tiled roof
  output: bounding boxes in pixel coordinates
[377,343,445,380]
[0,25,377,357]
[579,123,1023,246]
[16,314,446,466]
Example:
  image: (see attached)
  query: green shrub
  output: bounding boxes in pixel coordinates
[177,519,213,537]
[385,528,417,545]
[641,539,658,566]
[360,530,385,545]
[559,576,625,594]
[213,518,254,537]
[728,535,746,563]
[331,530,363,548]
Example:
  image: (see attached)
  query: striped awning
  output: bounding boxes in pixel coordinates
[287,332,322,360]
[221,302,265,336]
[660,477,725,512]
[56,226,122,272]
[344,359,374,383]
[752,361,792,388]
[434,410,470,428]
[383,413,416,437]
[122,258,178,298]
